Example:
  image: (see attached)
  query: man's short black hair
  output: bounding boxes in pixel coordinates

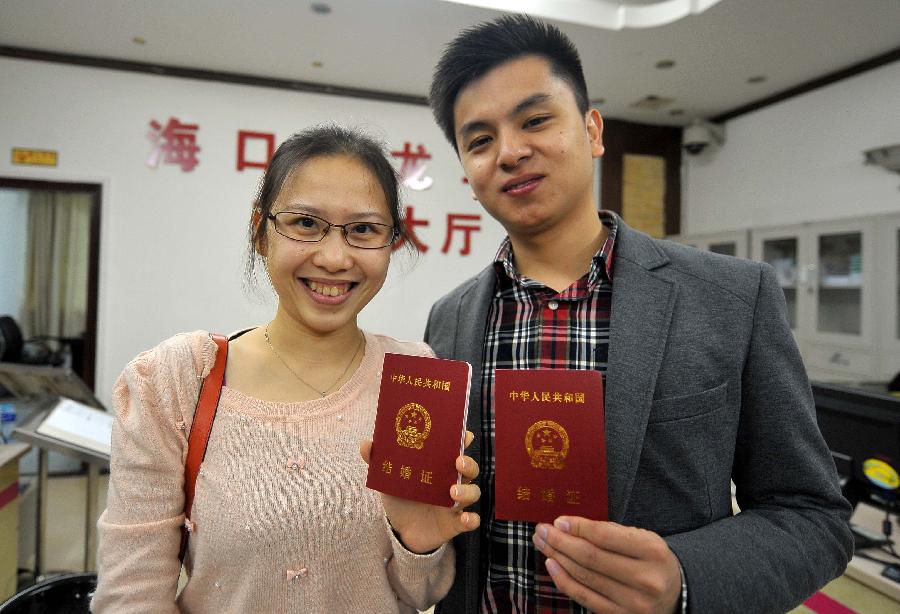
[429,14,590,152]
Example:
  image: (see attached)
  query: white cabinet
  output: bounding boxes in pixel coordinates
[670,215,898,382]
[667,230,751,259]
[751,218,878,381]
[751,224,804,336]
[875,214,900,380]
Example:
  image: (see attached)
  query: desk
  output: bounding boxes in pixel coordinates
[0,441,30,600]
[845,503,900,602]
[12,411,109,575]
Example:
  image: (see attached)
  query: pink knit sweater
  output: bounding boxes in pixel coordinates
[93,330,454,613]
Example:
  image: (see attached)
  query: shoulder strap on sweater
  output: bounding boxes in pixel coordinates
[180,333,228,559]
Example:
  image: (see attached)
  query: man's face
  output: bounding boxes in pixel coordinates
[452,55,603,239]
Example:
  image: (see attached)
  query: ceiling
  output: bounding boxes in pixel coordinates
[1,0,899,126]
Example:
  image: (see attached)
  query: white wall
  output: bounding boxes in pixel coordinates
[0,57,507,404]
[0,188,29,319]
[683,60,900,235]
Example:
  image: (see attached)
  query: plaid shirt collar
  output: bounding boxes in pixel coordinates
[492,210,619,292]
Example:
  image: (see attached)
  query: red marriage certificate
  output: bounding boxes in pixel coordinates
[494,369,607,523]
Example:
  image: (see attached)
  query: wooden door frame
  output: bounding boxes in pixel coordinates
[0,177,101,390]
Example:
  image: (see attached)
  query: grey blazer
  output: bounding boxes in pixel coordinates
[426,219,853,613]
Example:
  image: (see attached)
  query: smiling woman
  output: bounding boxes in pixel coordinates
[91,124,482,613]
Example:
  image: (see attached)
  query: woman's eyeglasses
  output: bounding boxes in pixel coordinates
[267,212,398,249]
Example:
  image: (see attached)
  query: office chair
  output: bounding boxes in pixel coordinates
[0,316,67,367]
[0,572,96,614]
[0,316,24,362]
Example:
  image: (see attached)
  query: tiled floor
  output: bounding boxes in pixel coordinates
[787,576,899,613]
[31,474,109,574]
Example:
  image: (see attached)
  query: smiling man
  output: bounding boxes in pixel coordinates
[424,15,853,614]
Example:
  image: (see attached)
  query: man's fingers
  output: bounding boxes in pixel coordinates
[538,538,656,614]
[534,527,625,590]
[535,522,649,588]
[537,521,682,612]
[464,430,475,448]
[557,517,653,560]
[542,557,623,614]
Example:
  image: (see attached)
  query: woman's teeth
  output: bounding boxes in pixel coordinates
[307,280,350,297]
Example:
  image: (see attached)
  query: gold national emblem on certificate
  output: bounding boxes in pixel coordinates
[525,420,570,470]
[395,402,432,450]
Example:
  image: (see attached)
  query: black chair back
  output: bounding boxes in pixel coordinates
[0,316,24,362]
[0,573,97,614]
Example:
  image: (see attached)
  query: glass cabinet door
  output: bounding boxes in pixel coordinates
[816,232,862,335]
[668,231,750,259]
[708,242,737,257]
[896,227,900,343]
[880,217,900,375]
[761,237,799,330]
[808,219,874,348]
[872,215,900,380]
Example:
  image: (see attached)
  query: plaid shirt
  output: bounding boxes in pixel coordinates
[479,212,617,614]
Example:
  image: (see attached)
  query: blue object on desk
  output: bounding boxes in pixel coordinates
[0,402,16,443]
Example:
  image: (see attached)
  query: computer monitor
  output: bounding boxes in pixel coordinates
[811,381,900,514]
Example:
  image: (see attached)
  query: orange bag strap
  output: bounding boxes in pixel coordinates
[179,333,228,562]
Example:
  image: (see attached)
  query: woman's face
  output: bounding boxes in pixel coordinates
[262,154,393,337]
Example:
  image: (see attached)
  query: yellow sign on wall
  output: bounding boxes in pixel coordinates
[622,153,666,238]
[11,148,58,167]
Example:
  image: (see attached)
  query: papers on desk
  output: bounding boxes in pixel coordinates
[36,398,112,457]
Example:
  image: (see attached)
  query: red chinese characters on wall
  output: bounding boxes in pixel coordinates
[393,206,483,256]
[146,117,201,172]
[442,213,481,256]
[395,206,431,253]
[391,142,433,191]
[236,131,275,171]
[387,144,483,256]
[143,123,484,256]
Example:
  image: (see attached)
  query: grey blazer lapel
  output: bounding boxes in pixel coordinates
[436,265,496,466]
[605,221,676,521]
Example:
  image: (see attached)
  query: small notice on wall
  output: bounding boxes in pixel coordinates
[11,148,58,167]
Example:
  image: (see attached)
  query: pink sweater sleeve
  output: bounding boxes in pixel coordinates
[92,332,215,613]
[384,515,456,610]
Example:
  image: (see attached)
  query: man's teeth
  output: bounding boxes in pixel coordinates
[507,178,534,190]
[307,281,349,297]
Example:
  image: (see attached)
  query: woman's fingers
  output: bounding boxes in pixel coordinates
[359,439,373,465]
[451,482,481,508]
[456,454,480,482]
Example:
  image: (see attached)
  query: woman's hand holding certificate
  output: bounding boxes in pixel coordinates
[360,432,481,554]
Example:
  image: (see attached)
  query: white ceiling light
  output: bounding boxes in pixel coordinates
[439,0,725,30]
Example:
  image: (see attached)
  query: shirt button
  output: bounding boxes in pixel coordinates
[286,458,305,471]
[548,300,559,310]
